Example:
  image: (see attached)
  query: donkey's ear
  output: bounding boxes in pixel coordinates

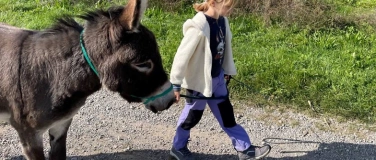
[120,0,147,31]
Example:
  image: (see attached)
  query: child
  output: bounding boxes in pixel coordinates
[169,0,271,160]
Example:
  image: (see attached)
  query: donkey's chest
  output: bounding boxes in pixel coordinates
[20,92,90,129]
[48,94,88,120]
[38,97,86,131]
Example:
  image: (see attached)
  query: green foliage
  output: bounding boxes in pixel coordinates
[1,0,375,123]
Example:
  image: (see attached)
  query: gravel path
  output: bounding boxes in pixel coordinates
[1,88,376,160]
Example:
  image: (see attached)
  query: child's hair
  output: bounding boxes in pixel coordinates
[193,0,235,12]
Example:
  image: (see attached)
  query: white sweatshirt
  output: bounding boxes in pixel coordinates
[170,12,237,97]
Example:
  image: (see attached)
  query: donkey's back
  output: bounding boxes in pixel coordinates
[0,23,24,31]
[0,23,32,56]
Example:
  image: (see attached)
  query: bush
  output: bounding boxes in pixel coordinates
[150,0,375,31]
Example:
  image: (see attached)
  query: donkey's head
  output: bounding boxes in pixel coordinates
[80,0,175,113]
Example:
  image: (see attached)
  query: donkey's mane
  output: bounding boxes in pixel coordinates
[42,6,124,34]
[79,6,124,23]
[44,17,83,33]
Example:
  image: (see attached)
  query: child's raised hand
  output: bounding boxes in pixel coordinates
[174,91,181,103]
[224,74,232,80]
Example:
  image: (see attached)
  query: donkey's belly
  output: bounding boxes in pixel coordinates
[0,97,10,122]
[0,112,10,123]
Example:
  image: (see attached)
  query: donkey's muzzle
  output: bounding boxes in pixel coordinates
[144,82,175,113]
[149,106,158,113]
[146,97,174,113]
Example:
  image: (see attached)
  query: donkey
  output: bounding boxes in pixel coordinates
[0,0,176,159]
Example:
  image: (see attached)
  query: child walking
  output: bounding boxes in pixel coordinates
[169,0,271,160]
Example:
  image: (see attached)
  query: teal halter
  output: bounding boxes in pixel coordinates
[80,31,99,77]
[79,31,172,104]
[131,84,173,104]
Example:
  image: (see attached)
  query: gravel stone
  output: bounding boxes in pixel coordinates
[1,89,376,160]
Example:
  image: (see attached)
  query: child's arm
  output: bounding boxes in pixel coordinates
[170,28,203,85]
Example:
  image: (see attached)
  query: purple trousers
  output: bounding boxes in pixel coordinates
[173,71,251,151]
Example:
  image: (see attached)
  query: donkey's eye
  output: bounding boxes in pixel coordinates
[131,60,154,74]
[135,62,152,68]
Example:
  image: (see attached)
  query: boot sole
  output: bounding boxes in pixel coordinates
[168,155,177,160]
[255,145,272,160]
[169,150,179,160]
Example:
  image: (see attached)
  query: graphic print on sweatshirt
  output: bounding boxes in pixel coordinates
[215,32,225,63]
[206,15,226,77]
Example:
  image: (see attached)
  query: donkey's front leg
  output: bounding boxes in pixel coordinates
[17,131,45,160]
[48,119,72,160]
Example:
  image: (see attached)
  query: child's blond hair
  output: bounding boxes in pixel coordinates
[193,0,236,12]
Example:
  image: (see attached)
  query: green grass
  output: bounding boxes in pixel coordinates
[230,22,376,122]
[1,0,376,123]
[0,0,126,29]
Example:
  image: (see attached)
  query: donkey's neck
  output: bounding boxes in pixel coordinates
[22,29,102,99]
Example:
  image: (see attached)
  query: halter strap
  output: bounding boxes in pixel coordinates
[131,84,173,104]
[80,31,99,77]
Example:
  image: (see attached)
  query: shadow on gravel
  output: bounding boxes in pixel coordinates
[66,149,238,160]
[264,138,376,160]
[7,139,376,160]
